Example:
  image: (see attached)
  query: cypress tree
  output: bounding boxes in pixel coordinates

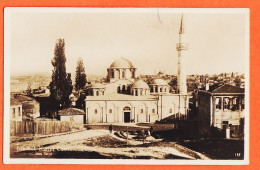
[49,39,73,109]
[75,57,87,91]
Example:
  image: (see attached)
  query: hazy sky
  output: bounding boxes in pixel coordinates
[5,8,248,77]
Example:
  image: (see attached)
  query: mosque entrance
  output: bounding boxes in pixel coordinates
[123,106,131,123]
[124,112,130,123]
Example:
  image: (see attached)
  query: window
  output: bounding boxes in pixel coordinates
[111,70,114,78]
[150,87,153,93]
[160,87,163,92]
[117,86,120,93]
[169,109,172,113]
[242,98,245,110]
[222,121,229,129]
[96,91,99,96]
[109,109,112,114]
[152,109,155,113]
[140,109,144,113]
[136,89,138,96]
[102,91,104,95]
[122,85,126,93]
[223,97,230,110]
[95,109,98,114]
[132,71,135,78]
[140,90,143,96]
[215,97,222,110]
[127,86,131,94]
[155,87,158,93]
[165,87,167,92]
[231,97,239,111]
[12,108,15,118]
[18,107,21,116]
[122,71,125,78]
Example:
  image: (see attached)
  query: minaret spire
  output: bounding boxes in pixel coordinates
[176,14,188,94]
[179,14,184,34]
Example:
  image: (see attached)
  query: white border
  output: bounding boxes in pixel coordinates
[3,7,250,165]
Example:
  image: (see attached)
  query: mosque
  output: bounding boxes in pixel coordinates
[85,15,189,123]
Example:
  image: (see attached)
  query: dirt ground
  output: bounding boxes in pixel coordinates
[10,129,210,159]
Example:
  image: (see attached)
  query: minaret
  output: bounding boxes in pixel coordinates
[176,14,188,94]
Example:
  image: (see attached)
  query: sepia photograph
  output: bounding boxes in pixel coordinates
[3,8,249,164]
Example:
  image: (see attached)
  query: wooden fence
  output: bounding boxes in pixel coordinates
[10,120,73,136]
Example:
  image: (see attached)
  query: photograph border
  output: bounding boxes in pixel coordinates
[0,0,259,169]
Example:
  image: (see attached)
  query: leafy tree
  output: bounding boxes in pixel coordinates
[75,57,87,91]
[49,39,73,109]
[234,76,241,87]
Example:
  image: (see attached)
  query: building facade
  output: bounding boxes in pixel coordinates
[10,99,23,121]
[85,15,189,124]
[196,84,245,136]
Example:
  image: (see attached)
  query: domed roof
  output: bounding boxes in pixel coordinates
[151,79,169,86]
[110,58,135,68]
[132,79,149,89]
[91,83,105,89]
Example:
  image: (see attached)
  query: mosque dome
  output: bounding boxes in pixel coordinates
[151,79,169,86]
[110,58,135,68]
[91,83,105,89]
[132,79,149,89]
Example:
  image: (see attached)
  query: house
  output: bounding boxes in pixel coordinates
[12,95,40,120]
[196,84,245,137]
[58,108,85,128]
[10,98,23,121]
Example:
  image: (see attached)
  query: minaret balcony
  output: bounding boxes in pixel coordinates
[176,43,188,51]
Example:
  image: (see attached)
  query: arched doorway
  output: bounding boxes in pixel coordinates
[123,106,131,123]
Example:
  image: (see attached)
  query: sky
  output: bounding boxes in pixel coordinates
[5,8,248,77]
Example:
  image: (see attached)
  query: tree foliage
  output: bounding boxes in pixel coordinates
[49,39,73,109]
[75,57,87,91]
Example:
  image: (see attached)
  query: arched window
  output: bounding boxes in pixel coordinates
[122,71,125,79]
[96,91,99,96]
[152,109,155,113]
[102,91,104,95]
[160,87,163,92]
[122,85,126,93]
[109,109,112,114]
[140,109,144,113]
[111,70,114,78]
[117,86,120,93]
[169,109,172,113]
[132,70,135,78]
[155,87,158,92]
[95,109,98,114]
[127,86,131,94]
[165,87,167,92]
[140,90,143,96]
[150,86,153,93]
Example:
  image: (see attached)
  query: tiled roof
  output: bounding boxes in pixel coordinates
[211,84,244,94]
[58,108,85,116]
[10,98,22,106]
[14,95,34,102]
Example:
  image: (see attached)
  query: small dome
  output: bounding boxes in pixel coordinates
[110,58,135,68]
[132,79,149,89]
[91,83,105,89]
[151,79,169,86]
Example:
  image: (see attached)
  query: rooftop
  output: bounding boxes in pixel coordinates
[210,84,244,94]
[58,108,85,116]
[110,58,135,69]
